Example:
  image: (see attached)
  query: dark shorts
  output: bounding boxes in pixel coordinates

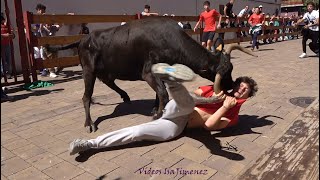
[202,31,215,42]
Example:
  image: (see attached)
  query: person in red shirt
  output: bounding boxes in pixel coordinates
[248,7,265,50]
[68,63,258,155]
[194,1,222,51]
[1,13,15,79]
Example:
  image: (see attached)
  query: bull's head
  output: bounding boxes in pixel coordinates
[211,43,258,94]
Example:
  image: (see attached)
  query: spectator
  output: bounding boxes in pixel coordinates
[1,13,15,79]
[247,7,255,18]
[121,13,127,26]
[263,13,272,44]
[171,14,184,28]
[224,0,237,27]
[258,5,265,15]
[238,5,249,37]
[294,2,319,58]
[79,23,89,34]
[248,6,265,50]
[33,3,61,78]
[183,22,192,30]
[194,1,222,51]
[272,14,281,42]
[141,5,159,16]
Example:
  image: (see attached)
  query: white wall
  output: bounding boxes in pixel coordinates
[1,0,280,72]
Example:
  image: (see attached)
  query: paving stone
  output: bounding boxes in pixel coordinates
[1,157,31,177]
[3,139,31,151]
[41,140,68,155]
[1,123,17,132]
[42,161,85,180]
[72,172,96,180]
[7,167,50,180]
[105,167,149,180]
[57,151,82,166]
[110,152,152,173]
[26,152,64,171]
[77,156,119,177]
[11,144,46,160]
[14,128,44,139]
[27,133,58,147]
[208,171,234,180]
[172,144,212,163]
[1,131,19,143]
[1,148,16,162]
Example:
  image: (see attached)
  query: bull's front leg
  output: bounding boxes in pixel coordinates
[143,72,169,119]
[153,79,169,119]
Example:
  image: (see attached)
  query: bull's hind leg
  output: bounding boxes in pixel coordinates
[102,79,130,103]
[82,69,97,133]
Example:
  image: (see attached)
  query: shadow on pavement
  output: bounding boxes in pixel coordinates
[94,99,155,129]
[75,115,277,163]
[1,88,64,103]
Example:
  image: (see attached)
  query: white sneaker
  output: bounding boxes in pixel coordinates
[49,72,58,78]
[299,53,308,58]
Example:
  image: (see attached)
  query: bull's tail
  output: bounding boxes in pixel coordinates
[45,41,80,52]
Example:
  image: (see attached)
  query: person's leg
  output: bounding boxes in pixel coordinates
[309,31,319,55]
[69,63,196,155]
[302,32,308,53]
[206,32,215,51]
[251,32,258,50]
[202,32,209,48]
[4,45,12,76]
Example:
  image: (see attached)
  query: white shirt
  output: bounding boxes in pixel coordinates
[238,9,247,17]
[303,10,319,31]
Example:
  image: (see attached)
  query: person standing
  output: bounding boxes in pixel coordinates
[248,7,265,50]
[224,0,237,28]
[194,1,222,51]
[1,13,14,79]
[141,5,159,16]
[294,2,319,58]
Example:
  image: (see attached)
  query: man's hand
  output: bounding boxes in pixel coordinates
[213,91,226,102]
[223,96,237,109]
[193,26,198,32]
[190,91,225,105]
[217,24,221,29]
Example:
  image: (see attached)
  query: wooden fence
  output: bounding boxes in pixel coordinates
[23,12,300,82]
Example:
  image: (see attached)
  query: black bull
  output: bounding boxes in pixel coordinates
[48,18,257,133]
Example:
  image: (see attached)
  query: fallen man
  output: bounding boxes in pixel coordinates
[69,63,258,155]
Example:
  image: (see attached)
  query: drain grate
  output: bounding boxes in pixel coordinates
[289,97,316,108]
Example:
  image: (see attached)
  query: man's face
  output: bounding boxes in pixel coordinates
[245,6,249,10]
[144,8,150,13]
[255,8,260,14]
[204,5,210,11]
[233,82,251,99]
[307,5,314,12]
[37,9,45,14]
[230,0,234,4]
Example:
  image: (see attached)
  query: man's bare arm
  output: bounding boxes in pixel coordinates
[189,91,225,105]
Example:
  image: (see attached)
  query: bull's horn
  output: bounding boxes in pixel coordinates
[214,74,222,94]
[226,44,258,57]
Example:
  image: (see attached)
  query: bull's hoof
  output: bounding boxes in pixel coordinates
[91,124,98,132]
[151,107,158,115]
[152,111,163,120]
[85,126,92,133]
[122,97,131,103]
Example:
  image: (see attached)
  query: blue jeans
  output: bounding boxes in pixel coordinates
[1,45,12,74]
[251,31,262,49]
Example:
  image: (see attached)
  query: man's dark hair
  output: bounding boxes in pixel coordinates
[36,3,46,11]
[204,1,210,6]
[307,2,315,7]
[234,76,258,97]
[144,5,150,9]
